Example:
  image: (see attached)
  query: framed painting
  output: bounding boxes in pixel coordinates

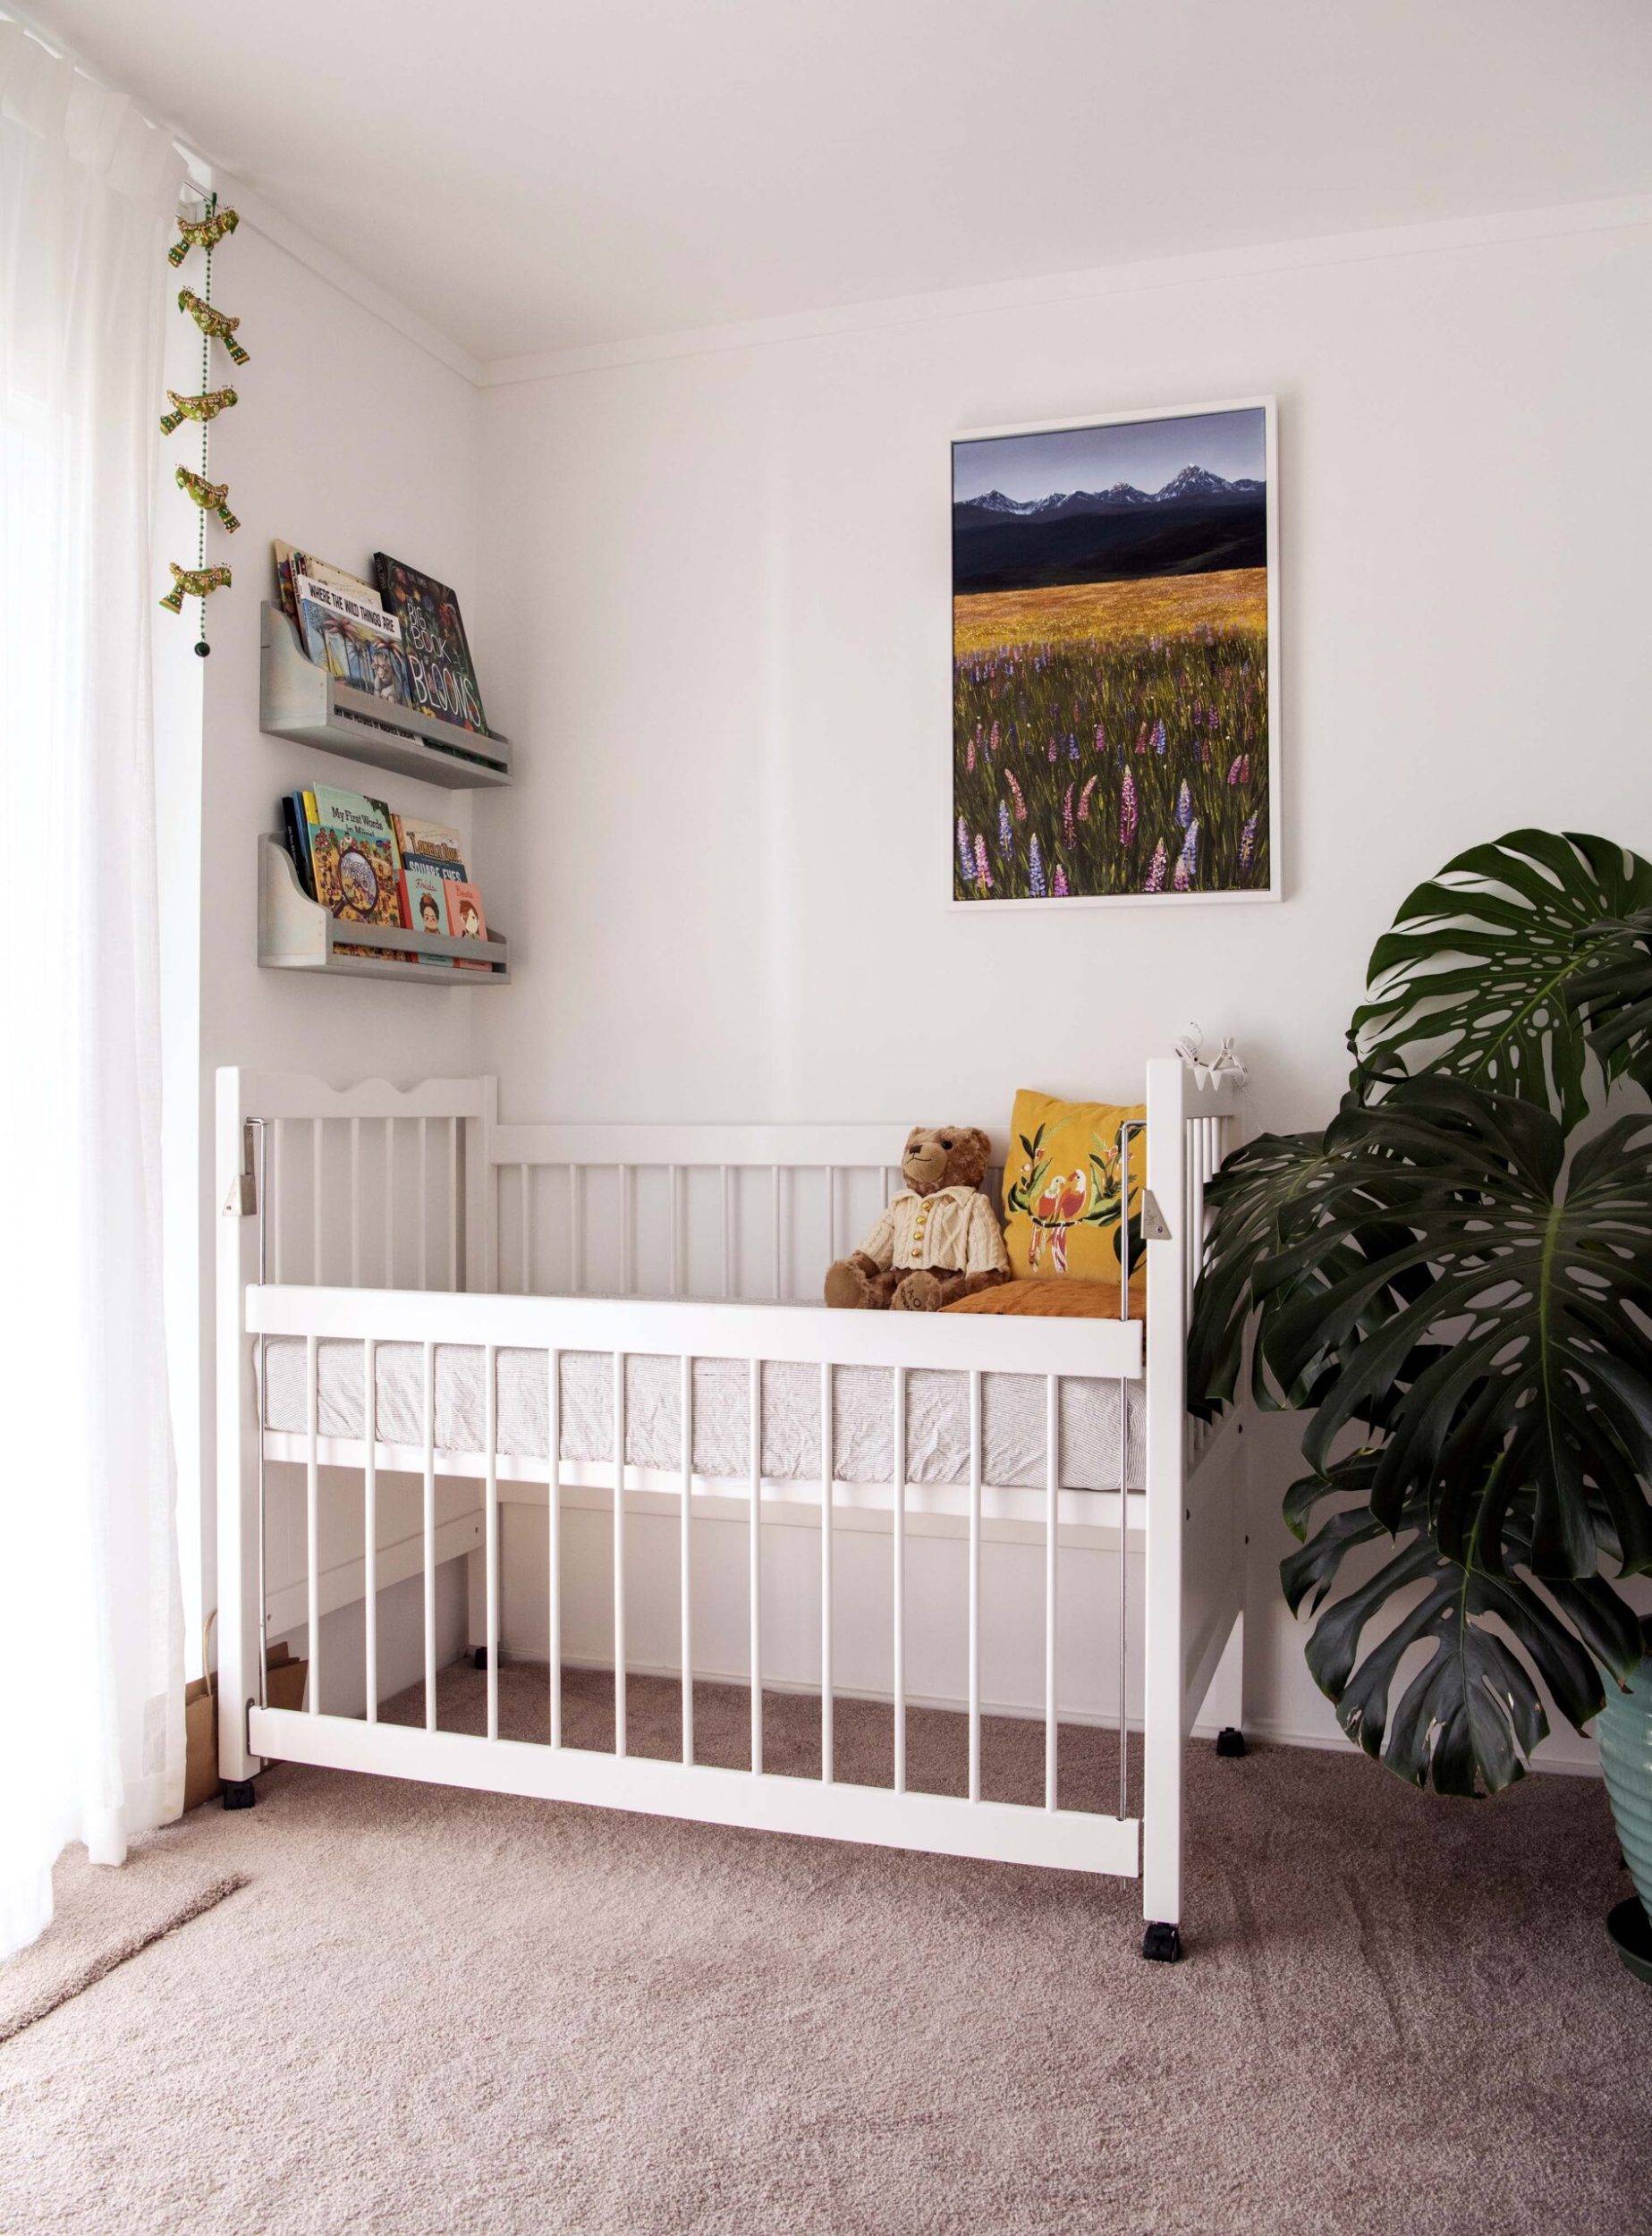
[950,397,1279,906]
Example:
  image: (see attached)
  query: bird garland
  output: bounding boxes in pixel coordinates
[159,191,244,654]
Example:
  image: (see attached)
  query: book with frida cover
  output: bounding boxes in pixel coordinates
[303,786,403,959]
[373,554,490,735]
[398,852,464,969]
[443,878,491,971]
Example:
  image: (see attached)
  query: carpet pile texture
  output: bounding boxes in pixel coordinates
[0,1660,1647,2234]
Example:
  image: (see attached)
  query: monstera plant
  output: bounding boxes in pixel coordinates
[1190,829,1652,1800]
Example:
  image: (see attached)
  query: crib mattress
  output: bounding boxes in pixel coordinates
[262,1340,1142,1494]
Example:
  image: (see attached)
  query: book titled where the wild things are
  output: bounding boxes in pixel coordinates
[952,401,1277,905]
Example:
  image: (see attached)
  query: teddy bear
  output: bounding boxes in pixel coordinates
[824,1127,1012,1311]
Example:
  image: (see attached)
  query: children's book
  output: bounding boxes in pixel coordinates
[392,815,465,867]
[281,792,314,896]
[443,879,491,970]
[372,554,490,734]
[294,572,411,704]
[303,787,403,959]
[274,543,383,622]
[398,852,464,968]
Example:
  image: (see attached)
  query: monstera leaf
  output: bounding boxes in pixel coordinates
[1284,1461,1645,1796]
[1566,904,1652,1092]
[1261,1080,1652,1580]
[1186,1130,1343,1416]
[1349,828,1652,1125]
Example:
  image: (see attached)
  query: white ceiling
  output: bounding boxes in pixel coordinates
[24,0,1652,362]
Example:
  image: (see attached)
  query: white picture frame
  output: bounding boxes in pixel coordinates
[948,394,1281,910]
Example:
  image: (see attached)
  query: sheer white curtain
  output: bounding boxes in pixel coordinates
[0,23,188,1958]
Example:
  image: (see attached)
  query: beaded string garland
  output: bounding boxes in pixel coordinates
[159,191,243,655]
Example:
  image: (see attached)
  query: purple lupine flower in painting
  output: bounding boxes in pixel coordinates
[989,720,1000,754]
[1029,834,1046,898]
[1135,724,1148,756]
[1173,821,1200,893]
[1174,779,1193,830]
[1078,774,1098,823]
[1048,737,1059,764]
[1006,768,1027,820]
[1120,768,1139,848]
[1151,718,1167,756]
[1143,837,1168,894]
[1208,707,1220,729]
[974,834,993,891]
[1227,754,1250,785]
[999,799,1013,854]
[1063,783,1077,850]
[966,739,977,774]
[957,817,975,883]
[1199,739,1211,767]
[1053,865,1069,897]
[1094,722,1106,756]
[1067,733,1079,762]
[1240,812,1258,872]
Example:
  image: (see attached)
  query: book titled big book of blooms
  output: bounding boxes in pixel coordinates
[303,786,403,959]
[372,554,489,735]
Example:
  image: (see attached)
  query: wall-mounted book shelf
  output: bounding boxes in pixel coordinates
[258,834,511,984]
[259,603,513,790]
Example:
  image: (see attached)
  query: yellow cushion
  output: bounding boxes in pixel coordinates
[942,1277,1142,1320]
[1001,1089,1147,1298]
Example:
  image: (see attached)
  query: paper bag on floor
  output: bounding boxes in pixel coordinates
[183,1641,309,1811]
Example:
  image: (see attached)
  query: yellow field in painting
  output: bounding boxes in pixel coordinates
[953,567,1267,656]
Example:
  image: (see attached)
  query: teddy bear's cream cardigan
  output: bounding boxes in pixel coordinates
[856,1185,1010,1277]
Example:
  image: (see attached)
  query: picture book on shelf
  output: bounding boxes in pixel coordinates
[273,543,383,622]
[293,572,411,704]
[398,852,465,969]
[280,792,314,896]
[373,554,489,735]
[303,786,403,959]
[443,878,491,970]
[392,815,464,865]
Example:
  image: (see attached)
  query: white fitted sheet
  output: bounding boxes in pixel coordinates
[262,1339,1141,1493]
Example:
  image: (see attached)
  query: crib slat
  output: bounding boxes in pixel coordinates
[270,1119,284,1283]
[749,1359,762,1774]
[825,1167,835,1272]
[669,1165,682,1299]
[1045,1372,1058,1811]
[448,1118,460,1291]
[383,1119,394,1285]
[722,1167,733,1299]
[613,1349,627,1758]
[349,1117,360,1286]
[680,1351,693,1766]
[820,1360,833,1786]
[312,1119,324,1283]
[569,1165,582,1295]
[485,1342,499,1741]
[363,1337,377,1724]
[968,1367,982,1804]
[547,1346,562,1749]
[418,1119,428,1291]
[306,1334,319,1715]
[620,1165,632,1296]
[771,1167,783,1301]
[520,1163,531,1295]
[893,1366,907,1796]
[423,1339,436,1732]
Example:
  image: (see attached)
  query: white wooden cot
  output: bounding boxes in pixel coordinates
[216,1059,1246,1961]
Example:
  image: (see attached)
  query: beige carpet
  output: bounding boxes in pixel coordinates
[0,1661,1647,2236]
[0,1845,245,2046]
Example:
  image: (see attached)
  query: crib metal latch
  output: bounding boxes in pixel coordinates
[223,1121,259,1216]
[1140,1190,1172,1242]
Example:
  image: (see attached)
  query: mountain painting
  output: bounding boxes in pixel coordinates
[952,402,1276,902]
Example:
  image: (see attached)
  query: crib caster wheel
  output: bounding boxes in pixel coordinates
[1141,1921,1182,1963]
[1216,1726,1247,1758]
[222,1779,257,1811]
[472,1647,488,1672]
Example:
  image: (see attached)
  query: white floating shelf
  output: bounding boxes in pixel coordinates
[258,834,510,984]
[258,603,512,789]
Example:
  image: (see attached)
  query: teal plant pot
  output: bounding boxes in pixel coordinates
[1597,1654,1652,1977]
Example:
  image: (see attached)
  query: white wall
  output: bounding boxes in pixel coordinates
[470,205,1652,1762]
[172,195,486,1673]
